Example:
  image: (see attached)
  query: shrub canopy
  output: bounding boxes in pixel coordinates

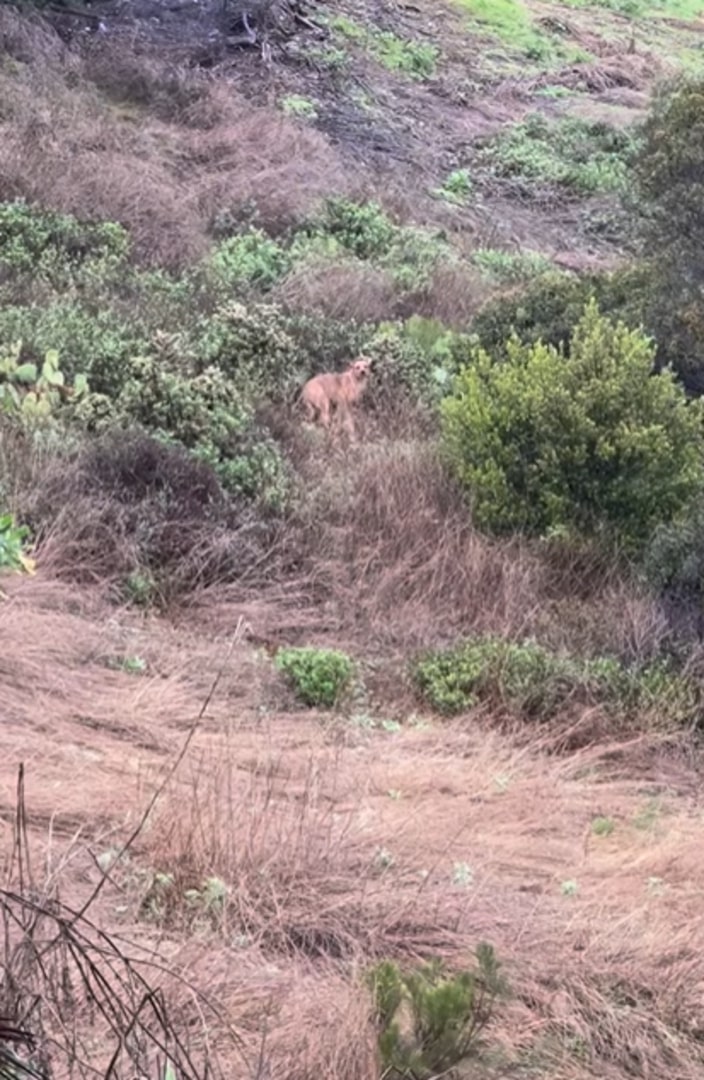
[441,301,704,551]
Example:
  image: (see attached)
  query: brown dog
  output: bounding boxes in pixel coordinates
[300,356,372,440]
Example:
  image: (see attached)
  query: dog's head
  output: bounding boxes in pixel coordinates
[349,356,372,381]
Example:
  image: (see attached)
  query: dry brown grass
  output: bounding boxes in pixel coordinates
[273,258,399,324]
[0,11,348,266]
[2,573,704,1079]
[24,431,279,603]
[282,435,668,664]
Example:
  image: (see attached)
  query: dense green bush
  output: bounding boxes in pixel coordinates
[369,947,505,1079]
[0,301,144,397]
[113,355,290,509]
[442,301,704,550]
[412,634,700,725]
[275,646,354,708]
[190,300,302,398]
[0,200,129,281]
[209,230,289,291]
[632,75,704,393]
[470,266,649,361]
[644,496,704,605]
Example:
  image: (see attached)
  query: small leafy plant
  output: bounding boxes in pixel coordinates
[0,513,34,574]
[368,945,506,1078]
[275,646,355,708]
[434,168,474,204]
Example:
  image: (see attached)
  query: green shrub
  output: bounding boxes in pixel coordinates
[209,230,290,291]
[309,198,398,261]
[0,301,144,397]
[368,946,505,1078]
[434,168,474,204]
[470,266,649,360]
[442,300,704,551]
[632,75,704,393]
[479,114,637,196]
[275,646,354,708]
[470,248,552,284]
[0,342,88,423]
[644,495,704,604]
[360,321,453,406]
[115,357,290,509]
[190,300,302,398]
[294,199,450,293]
[0,200,129,281]
[412,635,700,725]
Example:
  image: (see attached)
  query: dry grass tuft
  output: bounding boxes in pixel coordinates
[141,745,472,962]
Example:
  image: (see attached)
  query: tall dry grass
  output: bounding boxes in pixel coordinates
[282,434,670,663]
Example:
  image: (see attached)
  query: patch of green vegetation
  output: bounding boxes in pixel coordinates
[0,341,88,423]
[534,84,575,98]
[0,512,33,574]
[370,32,439,78]
[563,0,704,17]
[328,13,366,41]
[209,229,290,290]
[433,168,474,204]
[412,634,701,724]
[0,199,129,281]
[280,94,318,119]
[369,948,506,1078]
[478,114,638,196]
[296,198,451,292]
[470,247,552,284]
[443,301,704,552]
[452,0,543,48]
[275,646,355,708]
[592,816,616,836]
[328,12,438,78]
[470,265,649,361]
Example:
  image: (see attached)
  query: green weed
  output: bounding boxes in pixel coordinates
[0,512,33,574]
[434,168,474,204]
[280,94,318,119]
[209,230,289,290]
[592,816,616,837]
[328,13,438,79]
